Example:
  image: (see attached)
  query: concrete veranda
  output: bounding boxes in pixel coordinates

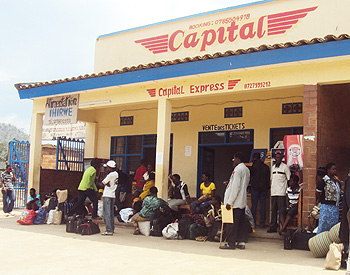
[0,210,338,275]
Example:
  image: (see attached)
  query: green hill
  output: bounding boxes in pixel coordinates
[0,123,29,143]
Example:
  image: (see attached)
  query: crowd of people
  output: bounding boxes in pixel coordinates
[2,153,346,250]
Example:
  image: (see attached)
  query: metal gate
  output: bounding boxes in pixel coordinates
[56,137,84,172]
[8,139,30,208]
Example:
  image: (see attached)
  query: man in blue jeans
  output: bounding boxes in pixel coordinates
[101,160,118,236]
[1,165,16,217]
[250,153,270,228]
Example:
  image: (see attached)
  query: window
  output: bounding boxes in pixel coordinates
[282,103,303,114]
[270,127,303,149]
[224,107,243,118]
[172,111,189,122]
[199,130,254,145]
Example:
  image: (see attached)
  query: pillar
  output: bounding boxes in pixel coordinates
[84,122,97,158]
[28,112,43,192]
[155,98,172,200]
[302,84,319,226]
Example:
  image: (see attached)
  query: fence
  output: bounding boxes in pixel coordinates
[56,137,85,172]
[8,139,30,208]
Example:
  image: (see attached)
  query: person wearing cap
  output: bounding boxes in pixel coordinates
[220,152,250,250]
[67,158,101,219]
[101,160,119,236]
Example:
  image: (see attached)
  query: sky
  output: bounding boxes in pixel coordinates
[0,0,255,134]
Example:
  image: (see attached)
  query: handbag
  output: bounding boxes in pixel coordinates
[324,243,344,270]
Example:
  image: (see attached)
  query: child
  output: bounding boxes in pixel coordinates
[279,174,301,234]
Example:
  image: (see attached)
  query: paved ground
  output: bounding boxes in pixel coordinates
[0,210,340,275]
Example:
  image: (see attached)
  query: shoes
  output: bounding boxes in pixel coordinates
[133,230,141,235]
[219,243,236,250]
[236,242,246,249]
[92,217,103,220]
[267,227,277,233]
[9,212,15,216]
[5,213,10,217]
[101,232,113,236]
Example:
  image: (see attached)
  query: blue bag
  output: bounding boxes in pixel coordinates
[33,207,48,225]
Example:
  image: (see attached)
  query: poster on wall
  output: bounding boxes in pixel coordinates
[283,134,304,184]
[44,95,79,125]
[249,149,268,162]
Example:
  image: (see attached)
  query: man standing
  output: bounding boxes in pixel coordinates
[220,152,250,250]
[101,160,118,236]
[68,158,101,219]
[267,152,291,233]
[1,165,16,217]
[250,152,270,228]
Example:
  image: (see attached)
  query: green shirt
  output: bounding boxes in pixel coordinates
[78,166,97,191]
[139,196,167,219]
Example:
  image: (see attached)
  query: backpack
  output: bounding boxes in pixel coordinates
[80,220,100,235]
[151,216,174,236]
[188,223,208,240]
[153,204,173,219]
[178,217,194,239]
[116,169,129,186]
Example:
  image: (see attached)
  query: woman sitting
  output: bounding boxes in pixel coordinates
[191,172,215,213]
[316,162,342,234]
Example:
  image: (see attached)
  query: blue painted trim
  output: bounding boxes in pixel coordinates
[98,0,277,39]
[18,40,350,99]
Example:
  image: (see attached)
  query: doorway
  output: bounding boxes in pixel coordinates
[197,130,254,199]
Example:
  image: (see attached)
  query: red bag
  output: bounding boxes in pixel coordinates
[17,209,37,225]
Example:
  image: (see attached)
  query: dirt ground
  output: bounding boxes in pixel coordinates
[0,209,340,275]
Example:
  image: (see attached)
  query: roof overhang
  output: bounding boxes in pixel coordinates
[16,39,350,100]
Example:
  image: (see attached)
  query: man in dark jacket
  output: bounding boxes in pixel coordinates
[250,153,270,228]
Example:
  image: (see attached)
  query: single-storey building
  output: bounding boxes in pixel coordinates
[15,0,350,225]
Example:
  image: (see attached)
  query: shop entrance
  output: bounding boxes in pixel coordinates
[197,130,254,199]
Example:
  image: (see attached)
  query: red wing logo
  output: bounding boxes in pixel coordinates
[135,35,169,54]
[147,89,157,97]
[268,6,317,36]
[228,79,241,90]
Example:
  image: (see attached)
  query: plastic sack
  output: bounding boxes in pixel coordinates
[52,208,62,225]
[120,208,134,223]
[33,208,48,225]
[56,189,68,203]
[162,222,179,239]
[325,243,343,270]
[17,209,37,225]
[139,221,151,236]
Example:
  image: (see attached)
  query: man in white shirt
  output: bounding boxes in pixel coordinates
[220,152,250,250]
[101,160,118,236]
[267,152,291,233]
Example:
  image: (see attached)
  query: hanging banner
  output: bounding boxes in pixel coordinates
[42,122,86,140]
[283,134,303,183]
[44,95,79,125]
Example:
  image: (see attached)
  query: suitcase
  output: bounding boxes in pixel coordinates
[293,231,316,250]
[66,215,76,233]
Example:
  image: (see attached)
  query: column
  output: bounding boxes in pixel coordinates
[28,112,43,192]
[302,84,318,226]
[155,98,172,200]
[84,122,97,158]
